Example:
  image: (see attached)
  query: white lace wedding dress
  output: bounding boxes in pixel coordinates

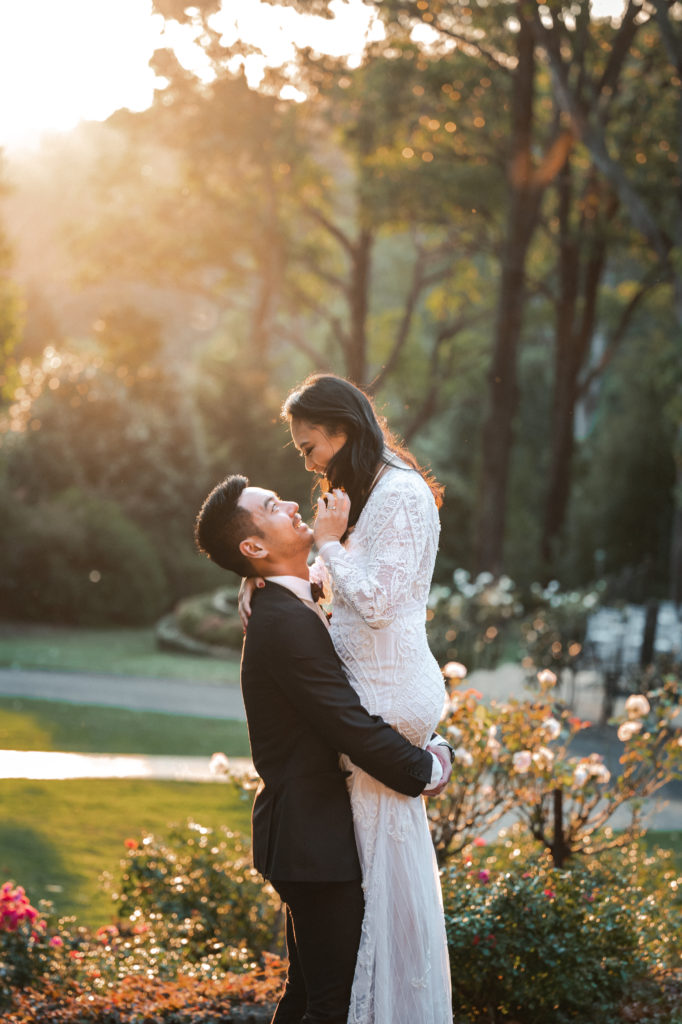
[318,458,452,1024]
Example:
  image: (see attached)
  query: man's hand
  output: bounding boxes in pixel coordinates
[422,741,453,797]
[238,576,265,630]
[314,489,351,549]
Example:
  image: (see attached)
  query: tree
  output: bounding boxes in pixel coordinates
[529,0,682,598]
[71,15,497,456]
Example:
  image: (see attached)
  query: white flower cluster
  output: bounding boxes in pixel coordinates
[573,755,610,787]
[617,694,651,742]
[487,725,501,760]
[542,716,561,740]
[512,745,557,773]
[450,569,518,607]
[443,661,467,680]
[529,579,602,611]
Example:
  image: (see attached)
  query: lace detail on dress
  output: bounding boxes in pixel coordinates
[323,468,439,630]
[322,464,452,1024]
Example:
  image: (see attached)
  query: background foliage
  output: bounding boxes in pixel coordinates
[0,0,680,622]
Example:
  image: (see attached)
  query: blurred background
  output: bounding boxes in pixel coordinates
[0,0,680,632]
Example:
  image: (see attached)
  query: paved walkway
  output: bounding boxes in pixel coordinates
[0,667,247,719]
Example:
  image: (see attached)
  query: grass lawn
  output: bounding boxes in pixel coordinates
[642,829,682,869]
[0,622,240,685]
[0,697,250,756]
[0,779,253,927]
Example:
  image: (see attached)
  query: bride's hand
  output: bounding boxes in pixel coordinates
[238,576,264,629]
[314,489,350,549]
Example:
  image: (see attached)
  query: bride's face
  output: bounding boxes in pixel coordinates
[290,418,347,475]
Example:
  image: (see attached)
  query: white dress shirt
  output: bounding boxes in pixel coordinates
[265,574,330,626]
[264,574,444,788]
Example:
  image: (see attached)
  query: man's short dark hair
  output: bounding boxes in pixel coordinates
[194,475,263,577]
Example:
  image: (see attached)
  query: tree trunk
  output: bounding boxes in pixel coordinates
[541,169,609,568]
[346,228,373,386]
[670,423,682,608]
[475,10,543,574]
[250,164,283,362]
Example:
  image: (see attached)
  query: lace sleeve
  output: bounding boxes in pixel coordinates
[320,473,438,629]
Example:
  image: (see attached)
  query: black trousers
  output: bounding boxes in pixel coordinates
[269,879,364,1024]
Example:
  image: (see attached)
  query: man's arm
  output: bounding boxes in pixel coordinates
[263,601,440,797]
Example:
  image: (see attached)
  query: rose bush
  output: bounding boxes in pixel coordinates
[430,666,682,866]
[442,833,681,1024]
[427,570,524,669]
[0,883,65,1006]
[109,823,283,965]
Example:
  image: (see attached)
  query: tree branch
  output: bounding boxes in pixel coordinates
[301,202,355,257]
[578,270,665,395]
[370,253,427,393]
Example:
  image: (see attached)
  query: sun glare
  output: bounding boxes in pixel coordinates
[0,0,628,151]
[0,0,167,149]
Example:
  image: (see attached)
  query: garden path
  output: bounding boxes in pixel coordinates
[0,666,246,718]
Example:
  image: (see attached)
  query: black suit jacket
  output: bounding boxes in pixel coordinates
[240,581,434,882]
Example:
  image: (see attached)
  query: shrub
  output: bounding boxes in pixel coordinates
[442,840,668,1024]
[110,824,282,962]
[426,572,605,678]
[430,666,682,865]
[0,883,61,1007]
[0,487,167,625]
[519,579,604,681]
[427,570,522,669]
[172,589,244,652]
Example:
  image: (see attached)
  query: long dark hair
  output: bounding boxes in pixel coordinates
[282,374,443,532]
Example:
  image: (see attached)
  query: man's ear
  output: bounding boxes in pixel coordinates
[240,536,268,561]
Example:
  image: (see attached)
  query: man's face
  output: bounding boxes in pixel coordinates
[237,486,313,563]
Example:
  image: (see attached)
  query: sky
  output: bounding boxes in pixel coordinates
[0,0,627,151]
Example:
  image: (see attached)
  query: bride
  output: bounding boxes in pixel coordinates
[242,373,452,1024]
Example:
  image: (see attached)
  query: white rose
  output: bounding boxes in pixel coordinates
[573,764,589,787]
[542,717,561,740]
[512,751,532,773]
[443,661,468,680]
[537,669,557,687]
[532,746,555,770]
[625,694,650,719]
[447,725,463,743]
[308,557,332,603]
[618,720,643,742]
[590,763,611,784]
[486,738,502,761]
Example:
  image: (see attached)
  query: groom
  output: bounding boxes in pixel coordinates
[194,475,451,1024]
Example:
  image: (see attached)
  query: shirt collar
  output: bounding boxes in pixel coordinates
[265,574,314,603]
